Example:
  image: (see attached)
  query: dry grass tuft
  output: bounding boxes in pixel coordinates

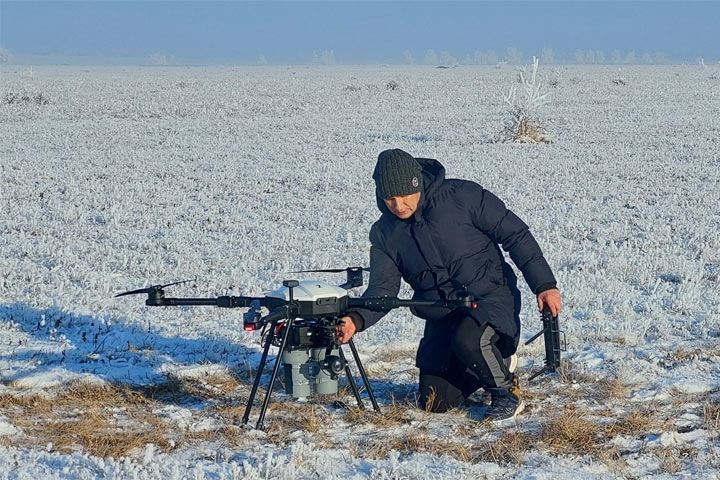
[672,345,720,363]
[359,434,472,463]
[511,118,549,144]
[474,430,535,465]
[0,392,54,414]
[0,380,177,458]
[596,446,629,474]
[557,359,595,385]
[594,375,631,401]
[143,372,242,403]
[11,405,173,458]
[541,407,601,454]
[265,401,333,435]
[62,380,149,407]
[364,364,393,377]
[423,386,439,414]
[373,345,416,364]
[704,400,720,429]
[605,409,670,438]
[657,447,683,474]
[344,403,411,428]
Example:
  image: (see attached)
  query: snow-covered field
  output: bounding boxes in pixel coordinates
[1,64,719,479]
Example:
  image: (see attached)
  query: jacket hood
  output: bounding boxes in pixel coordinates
[375,157,446,221]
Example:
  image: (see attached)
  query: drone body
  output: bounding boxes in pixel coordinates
[115,268,480,429]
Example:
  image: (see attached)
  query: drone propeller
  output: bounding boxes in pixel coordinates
[115,279,196,297]
[289,267,370,274]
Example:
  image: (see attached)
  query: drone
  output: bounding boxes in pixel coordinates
[116,267,478,429]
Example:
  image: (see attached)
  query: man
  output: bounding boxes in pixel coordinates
[339,149,562,420]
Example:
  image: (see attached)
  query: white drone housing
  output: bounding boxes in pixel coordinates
[267,280,348,302]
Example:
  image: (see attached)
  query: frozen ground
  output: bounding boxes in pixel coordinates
[0,64,719,479]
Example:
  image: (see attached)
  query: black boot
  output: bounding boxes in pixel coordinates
[485,381,524,421]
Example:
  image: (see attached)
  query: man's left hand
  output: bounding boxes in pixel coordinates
[537,288,562,317]
[338,316,357,343]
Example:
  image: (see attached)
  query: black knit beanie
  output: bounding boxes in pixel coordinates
[372,149,423,199]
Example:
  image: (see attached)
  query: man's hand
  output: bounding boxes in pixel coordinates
[338,316,357,343]
[537,288,562,317]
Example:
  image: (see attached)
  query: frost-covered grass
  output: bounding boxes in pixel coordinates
[0,64,719,478]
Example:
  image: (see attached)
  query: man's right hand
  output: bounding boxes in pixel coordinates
[338,316,357,343]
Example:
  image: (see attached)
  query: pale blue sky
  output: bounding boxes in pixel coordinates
[1,1,718,64]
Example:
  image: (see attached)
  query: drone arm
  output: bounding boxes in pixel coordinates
[145,295,282,309]
[146,297,228,307]
[348,296,477,312]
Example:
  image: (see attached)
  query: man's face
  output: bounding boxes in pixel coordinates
[383,192,421,219]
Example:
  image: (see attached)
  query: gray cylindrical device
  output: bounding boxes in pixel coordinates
[282,347,342,398]
[311,348,340,395]
[281,349,313,399]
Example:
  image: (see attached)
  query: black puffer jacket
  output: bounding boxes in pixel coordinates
[348,157,556,369]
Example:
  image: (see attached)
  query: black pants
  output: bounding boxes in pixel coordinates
[419,316,513,413]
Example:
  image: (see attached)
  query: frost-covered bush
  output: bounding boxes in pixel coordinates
[500,56,550,143]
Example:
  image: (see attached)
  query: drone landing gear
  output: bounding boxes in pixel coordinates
[241,316,381,430]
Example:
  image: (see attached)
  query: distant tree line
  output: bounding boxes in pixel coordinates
[400,47,679,66]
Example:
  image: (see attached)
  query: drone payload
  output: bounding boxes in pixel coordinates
[266,281,352,400]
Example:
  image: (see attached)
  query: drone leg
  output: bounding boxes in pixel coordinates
[527,366,551,382]
[256,317,295,430]
[242,320,278,425]
[348,339,381,413]
[338,346,365,409]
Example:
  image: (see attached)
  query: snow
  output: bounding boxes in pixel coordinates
[1,63,719,478]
